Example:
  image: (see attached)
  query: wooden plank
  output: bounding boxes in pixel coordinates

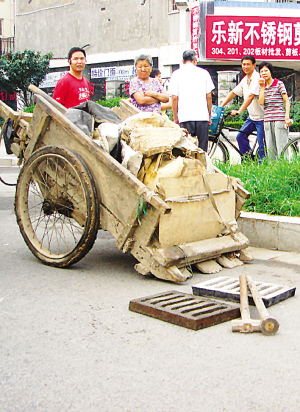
[0,100,19,121]
[116,207,140,250]
[150,262,188,282]
[195,260,223,274]
[129,242,188,282]
[133,207,161,246]
[99,205,122,237]
[119,99,140,116]
[10,142,21,158]
[216,255,244,268]
[116,206,161,252]
[25,111,51,159]
[153,232,249,268]
[134,263,151,276]
[111,107,126,121]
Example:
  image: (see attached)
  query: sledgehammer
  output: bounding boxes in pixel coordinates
[232,274,261,333]
[246,275,279,336]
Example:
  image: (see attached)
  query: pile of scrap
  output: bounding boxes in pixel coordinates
[95,110,251,275]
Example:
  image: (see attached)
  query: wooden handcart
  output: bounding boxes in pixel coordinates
[0,86,249,282]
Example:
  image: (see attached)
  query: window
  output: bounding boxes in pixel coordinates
[169,0,178,12]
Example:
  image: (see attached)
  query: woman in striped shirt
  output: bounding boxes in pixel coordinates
[258,61,293,159]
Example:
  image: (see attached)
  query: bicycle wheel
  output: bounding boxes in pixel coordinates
[15,146,99,267]
[281,137,300,160]
[208,138,229,163]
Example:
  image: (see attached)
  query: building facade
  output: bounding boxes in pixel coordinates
[0,0,15,54]
[14,0,300,100]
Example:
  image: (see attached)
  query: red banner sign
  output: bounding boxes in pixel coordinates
[191,5,200,57]
[206,15,300,60]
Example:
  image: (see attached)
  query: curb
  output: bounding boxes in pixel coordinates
[238,211,300,253]
[0,155,18,166]
[0,140,18,166]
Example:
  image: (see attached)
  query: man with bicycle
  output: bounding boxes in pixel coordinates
[221,55,266,160]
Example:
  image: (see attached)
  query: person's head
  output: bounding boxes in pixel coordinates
[150,68,162,83]
[258,61,274,81]
[241,55,256,76]
[67,47,86,77]
[182,49,197,64]
[134,54,153,81]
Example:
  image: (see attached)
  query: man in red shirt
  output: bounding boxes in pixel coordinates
[53,47,90,109]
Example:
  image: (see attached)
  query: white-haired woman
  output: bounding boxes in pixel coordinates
[129,54,169,114]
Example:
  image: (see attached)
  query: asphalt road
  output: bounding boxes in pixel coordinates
[0,166,300,412]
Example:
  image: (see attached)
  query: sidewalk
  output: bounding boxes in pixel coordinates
[0,138,18,166]
[247,245,300,266]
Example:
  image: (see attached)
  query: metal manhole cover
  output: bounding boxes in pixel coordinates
[192,276,296,307]
[129,291,240,330]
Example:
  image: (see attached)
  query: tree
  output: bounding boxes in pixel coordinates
[0,49,53,107]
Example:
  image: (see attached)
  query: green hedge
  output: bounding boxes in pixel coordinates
[24,105,35,113]
[96,97,122,108]
[217,156,300,217]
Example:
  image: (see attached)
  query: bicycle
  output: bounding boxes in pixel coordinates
[281,135,300,159]
[208,111,260,163]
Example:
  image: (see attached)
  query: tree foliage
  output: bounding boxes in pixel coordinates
[0,49,52,107]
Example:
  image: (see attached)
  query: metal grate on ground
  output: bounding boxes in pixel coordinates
[192,276,296,308]
[129,290,240,330]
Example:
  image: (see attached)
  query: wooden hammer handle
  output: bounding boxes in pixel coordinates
[246,275,279,336]
[246,275,269,320]
[239,274,251,321]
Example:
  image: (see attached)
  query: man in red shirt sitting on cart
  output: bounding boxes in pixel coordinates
[53,47,90,109]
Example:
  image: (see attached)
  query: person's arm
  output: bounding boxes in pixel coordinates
[230,93,255,117]
[258,78,265,106]
[132,91,159,106]
[172,95,179,124]
[144,90,169,103]
[161,99,172,111]
[220,90,236,108]
[282,94,293,127]
[206,92,212,126]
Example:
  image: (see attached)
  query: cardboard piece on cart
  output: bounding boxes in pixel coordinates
[143,156,207,196]
[122,110,179,131]
[158,172,237,248]
[129,126,183,157]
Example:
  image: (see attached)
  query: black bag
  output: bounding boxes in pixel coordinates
[2,118,14,155]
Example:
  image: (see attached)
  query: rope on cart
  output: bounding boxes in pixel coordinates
[137,195,147,225]
[176,245,193,275]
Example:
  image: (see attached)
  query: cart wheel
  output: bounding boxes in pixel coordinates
[15,146,99,267]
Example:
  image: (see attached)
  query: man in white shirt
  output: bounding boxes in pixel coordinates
[221,55,266,160]
[170,49,215,151]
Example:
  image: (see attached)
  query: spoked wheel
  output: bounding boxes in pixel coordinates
[15,146,99,267]
[208,138,229,163]
[281,137,300,160]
